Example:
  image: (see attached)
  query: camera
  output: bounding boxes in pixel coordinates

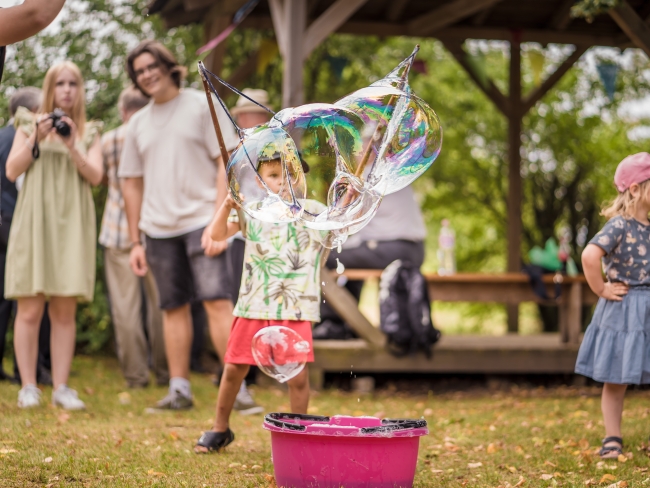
[48,108,71,137]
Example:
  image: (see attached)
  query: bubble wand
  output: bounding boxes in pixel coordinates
[198,60,248,236]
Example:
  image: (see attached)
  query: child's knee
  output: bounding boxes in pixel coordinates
[223,363,250,380]
[288,368,309,390]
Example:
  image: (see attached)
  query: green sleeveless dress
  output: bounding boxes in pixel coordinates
[5,107,103,301]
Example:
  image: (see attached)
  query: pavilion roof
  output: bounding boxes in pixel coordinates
[148,0,647,48]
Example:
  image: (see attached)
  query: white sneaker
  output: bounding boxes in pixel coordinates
[17,384,42,408]
[52,385,86,410]
[233,383,263,416]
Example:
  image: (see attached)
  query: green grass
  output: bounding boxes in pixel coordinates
[2,357,650,487]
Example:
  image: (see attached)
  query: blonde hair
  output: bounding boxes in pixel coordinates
[41,61,86,136]
[602,179,650,219]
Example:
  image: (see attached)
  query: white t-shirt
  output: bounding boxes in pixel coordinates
[118,89,239,238]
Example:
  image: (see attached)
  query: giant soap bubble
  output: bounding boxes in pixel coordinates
[203,45,442,249]
[251,326,311,383]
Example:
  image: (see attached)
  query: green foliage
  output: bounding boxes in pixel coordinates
[571,0,620,22]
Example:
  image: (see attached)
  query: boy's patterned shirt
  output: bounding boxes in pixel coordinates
[231,201,326,322]
[590,215,650,286]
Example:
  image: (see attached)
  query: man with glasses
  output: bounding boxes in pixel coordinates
[120,40,261,414]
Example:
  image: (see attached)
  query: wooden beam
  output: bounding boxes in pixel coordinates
[268,0,287,58]
[224,49,259,91]
[238,16,625,47]
[282,0,306,108]
[522,45,588,114]
[385,0,409,22]
[183,0,213,11]
[609,0,650,57]
[442,40,509,116]
[471,6,493,26]
[408,0,503,37]
[321,269,386,348]
[506,36,522,333]
[202,15,231,78]
[548,0,575,31]
[303,0,367,59]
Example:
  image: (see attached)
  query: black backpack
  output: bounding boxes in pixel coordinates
[379,260,441,357]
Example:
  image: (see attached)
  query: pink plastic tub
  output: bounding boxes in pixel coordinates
[263,413,429,488]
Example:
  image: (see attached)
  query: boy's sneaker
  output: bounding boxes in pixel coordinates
[52,385,85,410]
[17,384,42,408]
[154,388,193,410]
[233,384,263,415]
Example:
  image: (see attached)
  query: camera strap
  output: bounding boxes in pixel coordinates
[32,122,40,159]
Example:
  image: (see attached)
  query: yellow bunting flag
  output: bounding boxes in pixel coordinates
[257,38,279,75]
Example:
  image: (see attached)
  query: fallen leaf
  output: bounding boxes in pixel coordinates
[431,469,444,474]
[514,476,526,487]
[57,412,70,423]
[118,392,131,405]
[424,408,433,416]
[84,387,94,395]
[515,445,524,454]
[467,462,483,469]
[251,465,262,470]
[170,431,179,441]
[487,443,498,454]
[599,474,616,483]
[147,469,164,477]
[617,454,627,463]
[579,439,590,450]
[43,457,53,463]
[228,463,241,468]
[508,466,517,473]
[540,474,553,480]
[0,449,16,454]
[545,460,557,467]
[618,482,629,487]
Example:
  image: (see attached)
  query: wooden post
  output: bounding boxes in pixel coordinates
[567,282,582,344]
[282,0,306,108]
[506,34,522,333]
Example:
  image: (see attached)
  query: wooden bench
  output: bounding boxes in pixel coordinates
[309,270,599,388]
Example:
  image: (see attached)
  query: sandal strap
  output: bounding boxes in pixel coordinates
[599,445,623,456]
[602,436,623,447]
[195,429,234,452]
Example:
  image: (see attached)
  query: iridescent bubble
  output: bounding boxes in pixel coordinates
[335,52,442,195]
[227,126,305,223]
[251,326,311,383]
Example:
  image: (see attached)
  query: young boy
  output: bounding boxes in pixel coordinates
[194,153,322,453]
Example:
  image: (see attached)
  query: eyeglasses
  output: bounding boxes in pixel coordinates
[134,61,160,79]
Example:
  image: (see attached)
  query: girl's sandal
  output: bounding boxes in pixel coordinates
[193,428,235,454]
[599,436,624,459]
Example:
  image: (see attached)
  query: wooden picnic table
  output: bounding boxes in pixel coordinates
[322,270,598,347]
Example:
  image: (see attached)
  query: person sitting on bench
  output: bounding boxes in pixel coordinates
[313,185,427,340]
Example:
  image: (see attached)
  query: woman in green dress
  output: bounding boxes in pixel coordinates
[6,61,103,409]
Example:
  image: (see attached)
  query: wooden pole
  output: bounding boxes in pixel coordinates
[282,0,306,108]
[506,34,522,333]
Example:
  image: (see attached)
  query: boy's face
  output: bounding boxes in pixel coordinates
[258,160,284,195]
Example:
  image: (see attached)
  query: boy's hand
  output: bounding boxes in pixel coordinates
[599,282,629,301]
[224,192,240,210]
[201,225,227,257]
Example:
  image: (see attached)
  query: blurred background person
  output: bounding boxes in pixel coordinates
[6,61,103,409]
[100,85,168,389]
[0,87,52,386]
[314,186,427,339]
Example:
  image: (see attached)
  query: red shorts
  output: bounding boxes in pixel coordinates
[224,317,315,365]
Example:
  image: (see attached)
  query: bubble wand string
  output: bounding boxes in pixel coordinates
[198,60,248,237]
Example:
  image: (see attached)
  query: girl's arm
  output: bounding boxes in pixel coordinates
[582,243,628,301]
[6,115,54,182]
[60,117,103,186]
[209,194,240,241]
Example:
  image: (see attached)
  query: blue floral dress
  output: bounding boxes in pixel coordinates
[575,215,650,384]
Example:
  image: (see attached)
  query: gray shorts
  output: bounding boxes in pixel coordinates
[145,227,233,310]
